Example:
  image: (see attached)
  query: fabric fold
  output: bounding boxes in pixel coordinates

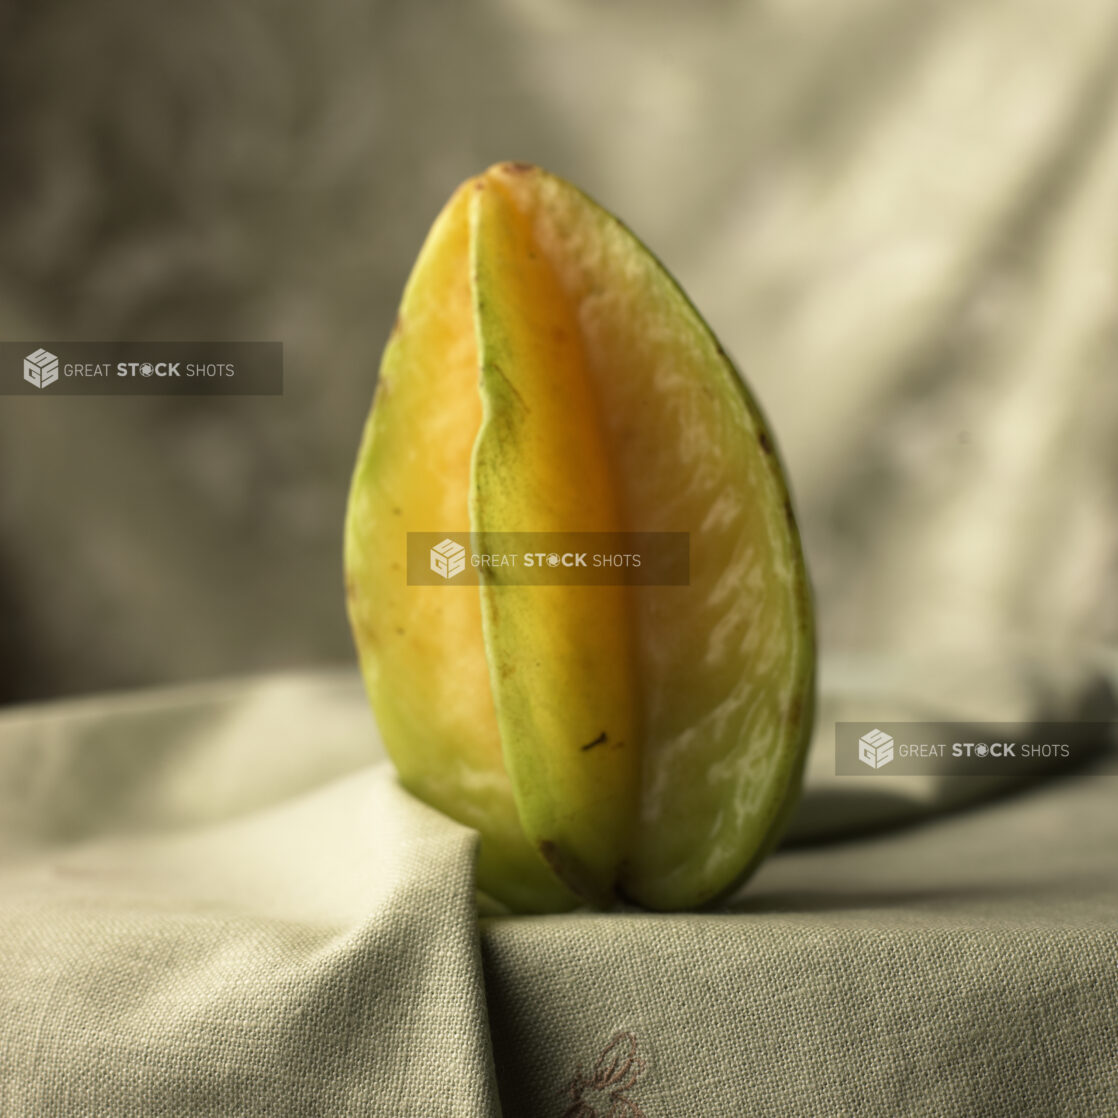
[0,679,502,1117]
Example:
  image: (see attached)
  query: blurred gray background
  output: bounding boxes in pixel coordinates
[0,0,1115,704]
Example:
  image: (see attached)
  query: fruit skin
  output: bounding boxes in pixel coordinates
[346,162,815,913]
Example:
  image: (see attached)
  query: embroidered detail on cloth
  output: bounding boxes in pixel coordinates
[562,1031,647,1117]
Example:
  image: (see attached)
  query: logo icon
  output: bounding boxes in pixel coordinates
[24,348,59,389]
[858,728,894,769]
[430,537,466,580]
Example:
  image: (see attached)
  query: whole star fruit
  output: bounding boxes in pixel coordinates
[345,162,815,913]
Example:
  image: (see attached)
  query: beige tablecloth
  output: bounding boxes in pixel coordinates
[1,663,1114,1116]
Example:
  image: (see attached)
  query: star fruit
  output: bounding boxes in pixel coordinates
[345,163,814,913]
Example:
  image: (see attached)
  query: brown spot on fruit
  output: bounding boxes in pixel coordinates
[539,841,615,908]
[581,731,608,752]
[502,161,535,175]
[538,840,563,877]
[390,313,404,340]
[759,429,773,455]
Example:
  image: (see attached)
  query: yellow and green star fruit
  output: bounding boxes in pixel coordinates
[345,163,815,913]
